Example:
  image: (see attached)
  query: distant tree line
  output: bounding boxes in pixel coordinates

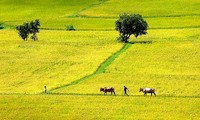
[16,19,40,41]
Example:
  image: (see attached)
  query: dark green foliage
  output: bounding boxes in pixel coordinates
[115,13,148,43]
[0,23,4,29]
[16,22,30,41]
[16,19,40,41]
[66,24,75,31]
[29,19,40,40]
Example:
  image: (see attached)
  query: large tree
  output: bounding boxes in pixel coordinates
[115,13,148,43]
[16,19,40,41]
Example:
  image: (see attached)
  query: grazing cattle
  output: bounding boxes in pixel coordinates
[100,87,116,95]
[139,88,156,96]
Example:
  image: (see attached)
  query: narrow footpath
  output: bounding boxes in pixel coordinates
[50,43,132,92]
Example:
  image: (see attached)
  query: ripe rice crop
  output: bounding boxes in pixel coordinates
[0,0,199,119]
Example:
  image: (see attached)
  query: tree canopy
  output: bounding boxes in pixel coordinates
[16,19,40,41]
[115,13,148,43]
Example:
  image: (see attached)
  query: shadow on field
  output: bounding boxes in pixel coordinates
[129,41,153,44]
[1,92,199,98]
[44,93,200,98]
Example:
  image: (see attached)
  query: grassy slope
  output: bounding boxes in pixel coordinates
[0,0,101,29]
[0,30,122,93]
[0,0,200,119]
[53,29,200,97]
[50,43,131,92]
[0,0,199,30]
[80,0,200,17]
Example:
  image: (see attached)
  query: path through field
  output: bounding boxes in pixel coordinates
[50,43,132,92]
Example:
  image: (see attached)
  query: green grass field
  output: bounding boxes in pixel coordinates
[0,0,200,119]
[1,95,199,120]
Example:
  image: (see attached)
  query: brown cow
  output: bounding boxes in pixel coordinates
[100,87,116,95]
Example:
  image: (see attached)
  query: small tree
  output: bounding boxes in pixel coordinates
[115,13,148,43]
[16,19,40,41]
[66,24,75,31]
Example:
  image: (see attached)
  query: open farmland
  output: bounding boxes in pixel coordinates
[0,0,200,119]
[53,29,200,97]
[1,95,199,120]
[0,30,122,93]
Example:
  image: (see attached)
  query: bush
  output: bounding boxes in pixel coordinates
[0,23,4,29]
[66,24,75,31]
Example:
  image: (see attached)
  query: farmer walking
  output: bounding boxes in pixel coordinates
[123,86,129,96]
